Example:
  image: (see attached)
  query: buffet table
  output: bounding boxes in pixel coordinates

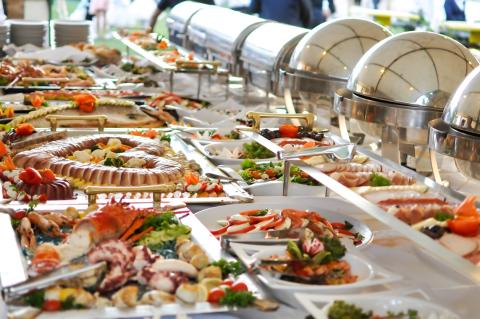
[2,6,480,318]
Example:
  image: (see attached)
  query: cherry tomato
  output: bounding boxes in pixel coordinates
[19,167,42,185]
[0,141,8,158]
[15,123,35,136]
[12,210,26,220]
[231,282,248,293]
[207,288,225,303]
[42,299,61,311]
[38,194,48,203]
[74,93,97,113]
[279,124,299,138]
[40,168,56,184]
[448,218,479,237]
[30,94,45,108]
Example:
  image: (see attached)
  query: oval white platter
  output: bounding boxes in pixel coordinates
[200,140,276,166]
[194,198,374,247]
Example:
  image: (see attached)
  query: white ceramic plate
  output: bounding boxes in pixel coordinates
[221,163,326,197]
[194,198,374,247]
[296,293,459,319]
[229,243,400,306]
[201,140,276,166]
[177,129,250,144]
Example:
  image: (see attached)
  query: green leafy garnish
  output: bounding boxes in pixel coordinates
[160,134,171,143]
[321,237,346,262]
[369,172,391,187]
[434,211,454,221]
[138,212,191,249]
[210,258,245,278]
[24,290,45,308]
[11,218,21,228]
[104,157,125,168]
[61,296,85,310]
[241,142,274,159]
[240,159,256,170]
[219,290,255,307]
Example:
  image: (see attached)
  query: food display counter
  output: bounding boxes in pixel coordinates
[2,4,480,319]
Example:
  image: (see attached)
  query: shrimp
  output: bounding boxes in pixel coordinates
[18,217,37,250]
[28,212,65,238]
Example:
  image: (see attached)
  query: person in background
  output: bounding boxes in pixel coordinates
[239,0,313,28]
[90,0,109,37]
[149,0,215,32]
[310,0,336,27]
[444,0,465,21]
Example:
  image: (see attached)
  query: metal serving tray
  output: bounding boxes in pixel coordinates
[238,113,480,283]
[2,127,252,205]
[0,205,267,318]
[113,32,229,99]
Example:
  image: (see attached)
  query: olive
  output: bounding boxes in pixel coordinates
[421,225,445,239]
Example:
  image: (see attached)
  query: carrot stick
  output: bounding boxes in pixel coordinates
[127,226,154,243]
[119,217,145,241]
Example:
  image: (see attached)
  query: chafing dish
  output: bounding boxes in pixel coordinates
[429,66,480,183]
[240,23,308,103]
[283,18,391,126]
[166,0,212,48]
[334,31,478,172]
[186,7,267,76]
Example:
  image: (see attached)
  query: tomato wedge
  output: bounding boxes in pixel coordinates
[19,167,42,185]
[279,124,299,138]
[43,300,61,311]
[0,141,8,158]
[208,288,225,303]
[448,218,479,237]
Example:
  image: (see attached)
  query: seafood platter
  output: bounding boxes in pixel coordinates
[2,3,480,318]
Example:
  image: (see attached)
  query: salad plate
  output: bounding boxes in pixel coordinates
[229,241,400,307]
[194,198,374,247]
[198,140,276,166]
[220,161,326,197]
[176,128,249,143]
[295,292,460,319]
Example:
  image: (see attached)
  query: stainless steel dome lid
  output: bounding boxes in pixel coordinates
[167,1,211,34]
[240,22,308,72]
[347,31,478,109]
[187,7,266,55]
[442,66,480,135]
[288,18,391,81]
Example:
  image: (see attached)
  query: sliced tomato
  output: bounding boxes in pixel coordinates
[249,214,276,223]
[231,282,248,292]
[184,172,200,185]
[331,222,347,229]
[211,224,229,236]
[302,141,317,149]
[208,288,225,303]
[337,228,354,237]
[279,124,299,138]
[448,218,479,237]
[260,216,284,231]
[264,169,277,178]
[275,217,291,230]
[12,210,26,220]
[290,217,304,229]
[43,299,61,311]
[240,209,264,216]
[227,224,255,235]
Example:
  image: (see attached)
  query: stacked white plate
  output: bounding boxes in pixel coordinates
[53,20,92,47]
[8,20,48,47]
[0,24,9,47]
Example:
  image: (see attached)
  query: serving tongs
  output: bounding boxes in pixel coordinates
[228,242,332,285]
[1,257,106,302]
[279,143,356,162]
[222,228,305,252]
